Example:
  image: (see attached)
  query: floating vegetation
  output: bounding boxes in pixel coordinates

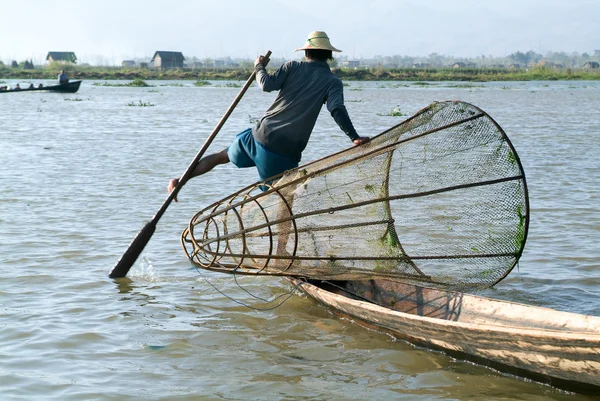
[346,99,362,102]
[249,115,259,124]
[194,80,211,87]
[443,83,484,89]
[129,78,150,87]
[349,88,363,91]
[159,83,183,87]
[379,83,410,88]
[377,105,404,117]
[147,89,160,93]
[93,78,153,87]
[127,100,155,107]
[64,98,83,101]
[377,83,410,89]
[215,82,242,88]
[413,82,434,86]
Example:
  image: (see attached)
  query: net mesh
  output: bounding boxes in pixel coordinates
[181,101,529,289]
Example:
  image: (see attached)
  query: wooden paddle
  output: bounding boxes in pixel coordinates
[109,50,272,278]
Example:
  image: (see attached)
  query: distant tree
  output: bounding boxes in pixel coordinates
[11,60,18,68]
[426,53,444,67]
[509,51,530,66]
[22,60,35,70]
[0,61,4,68]
[525,51,541,65]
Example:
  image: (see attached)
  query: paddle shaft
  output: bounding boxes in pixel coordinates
[109,50,272,278]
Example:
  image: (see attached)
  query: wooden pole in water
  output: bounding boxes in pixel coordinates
[109,50,272,278]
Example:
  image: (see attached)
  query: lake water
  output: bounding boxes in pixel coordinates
[1,79,599,400]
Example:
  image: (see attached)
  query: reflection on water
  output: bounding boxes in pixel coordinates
[0,80,598,400]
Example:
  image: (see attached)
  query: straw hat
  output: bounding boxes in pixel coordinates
[295,31,342,52]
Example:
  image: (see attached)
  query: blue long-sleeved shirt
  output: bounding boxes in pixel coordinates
[253,59,357,162]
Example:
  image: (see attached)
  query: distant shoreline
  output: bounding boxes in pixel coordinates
[1,66,599,82]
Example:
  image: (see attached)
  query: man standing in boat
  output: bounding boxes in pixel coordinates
[58,70,68,85]
[168,31,369,197]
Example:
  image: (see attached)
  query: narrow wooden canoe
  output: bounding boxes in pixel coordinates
[290,278,600,395]
[0,80,82,94]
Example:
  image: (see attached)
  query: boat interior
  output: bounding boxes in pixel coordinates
[306,279,600,332]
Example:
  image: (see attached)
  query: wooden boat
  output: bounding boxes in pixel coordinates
[0,80,82,94]
[290,278,600,395]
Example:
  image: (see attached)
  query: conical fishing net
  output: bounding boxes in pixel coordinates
[181,101,529,289]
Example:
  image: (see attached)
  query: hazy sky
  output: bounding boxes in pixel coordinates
[1,0,598,65]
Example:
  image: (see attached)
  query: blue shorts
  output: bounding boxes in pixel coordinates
[227,128,298,183]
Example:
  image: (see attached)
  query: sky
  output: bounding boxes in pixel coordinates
[1,0,599,65]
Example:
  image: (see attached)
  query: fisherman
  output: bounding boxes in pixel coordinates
[58,70,68,85]
[168,31,369,198]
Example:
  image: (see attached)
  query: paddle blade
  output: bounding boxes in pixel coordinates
[109,221,156,278]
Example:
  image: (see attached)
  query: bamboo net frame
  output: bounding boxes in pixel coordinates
[181,101,529,289]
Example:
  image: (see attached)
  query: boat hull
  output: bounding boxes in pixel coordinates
[0,80,81,94]
[291,278,600,395]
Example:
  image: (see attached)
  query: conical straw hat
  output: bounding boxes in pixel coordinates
[294,31,342,52]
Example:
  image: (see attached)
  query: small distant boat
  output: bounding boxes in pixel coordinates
[290,278,600,395]
[0,80,82,94]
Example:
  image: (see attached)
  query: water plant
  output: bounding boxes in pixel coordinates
[93,78,152,87]
[127,100,155,107]
[444,83,483,89]
[194,80,211,86]
[377,105,404,116]
[128,78,149,87]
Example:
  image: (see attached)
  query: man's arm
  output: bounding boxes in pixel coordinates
[254,57,289,92]
[327,79,369,145]
[331,106,370,145]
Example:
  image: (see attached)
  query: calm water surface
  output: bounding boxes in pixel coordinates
[1,79,599,400]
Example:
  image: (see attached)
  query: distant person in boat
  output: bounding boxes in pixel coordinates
[38,83,44,88]
[58,70,69,85]
[168,31,369,199]
[14,84,21,90]
[28,83,34,89]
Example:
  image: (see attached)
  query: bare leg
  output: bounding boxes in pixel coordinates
[168,149,229,198]
[188,149,230,179]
